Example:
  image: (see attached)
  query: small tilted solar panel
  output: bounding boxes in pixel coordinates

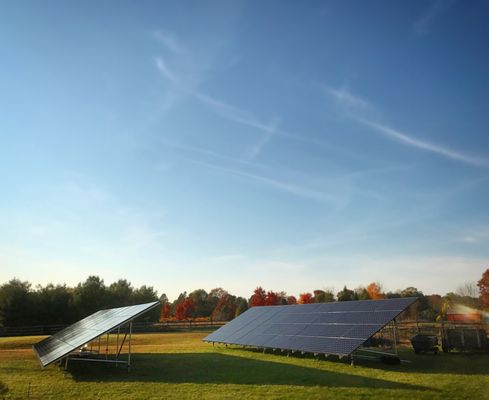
[204,297,417,357]
[33,301,159,367]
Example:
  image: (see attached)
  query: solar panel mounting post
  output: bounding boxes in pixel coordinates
[392,318,398,355]
[106,332,109,359]
[127,321,132,371]
[116,326,120,367]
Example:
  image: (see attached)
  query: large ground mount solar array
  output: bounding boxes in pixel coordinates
[33,301,160,367]
[204,297,417,357]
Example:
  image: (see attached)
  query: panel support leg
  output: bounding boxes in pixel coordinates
[116,327,120,367]
[128,321,132,371]
[393,319,398,356]
[106,332,109,359]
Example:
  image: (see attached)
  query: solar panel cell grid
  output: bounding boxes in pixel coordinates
[275,312,320,324]
[33,301,160,367]
[203,297,417,357]
[262,323,308,336]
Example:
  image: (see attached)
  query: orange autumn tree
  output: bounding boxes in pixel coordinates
[367,282,384,300]
[298,293,314,304]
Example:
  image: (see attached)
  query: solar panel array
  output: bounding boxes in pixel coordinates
[204,297,416,357]
[33,301,160,367]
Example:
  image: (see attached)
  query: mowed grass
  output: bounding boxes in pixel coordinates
[0,332,488,399]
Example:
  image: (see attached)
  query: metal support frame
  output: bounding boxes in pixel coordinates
[128,321,132,370]
[62,321,134,370]
[392,318,398,355]
[352,319,410,364]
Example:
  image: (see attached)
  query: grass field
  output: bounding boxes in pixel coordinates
[0,331,488,399]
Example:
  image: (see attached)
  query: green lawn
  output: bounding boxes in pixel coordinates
[0,332,488,399]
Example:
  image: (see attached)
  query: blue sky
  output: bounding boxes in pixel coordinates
[1,1,488,300]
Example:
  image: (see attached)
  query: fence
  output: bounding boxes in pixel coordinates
[383,320,489,345]
[1,319,487,340]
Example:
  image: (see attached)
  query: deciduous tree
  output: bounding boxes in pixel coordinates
[175,297,195,320]
[188,289,215,317]
[367,282,384,300]
[265,291,280,306]
[72,276,108,319]
[235,297,249,316]
[108,279,133,307]
[355,287,369,300]
[314,290,335,303]
[298,293,314,304]
[250,287,266,307]
[35,284,73,324]
[337,286,357,301]
[477,268,489,308]
[212,294,237,321]
[160,302,171,320]
[0,279,35,326]
[399,287,428,320]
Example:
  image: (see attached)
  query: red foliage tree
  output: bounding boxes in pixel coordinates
[212,293,237,321]
[367,282,384,300]
[250,286,266,307]
[477,268,489,308]
[175,297,195,320]
[265,291,280,306]
[298,293,314,304]
[287,295,297,305]
[160,303,171,321]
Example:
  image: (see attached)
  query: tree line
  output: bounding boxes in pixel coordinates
[0,276,160,327]
[0,268,488,327]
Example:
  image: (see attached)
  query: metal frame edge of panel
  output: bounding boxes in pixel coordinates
[203,297,418,358]
[32,301,160,368]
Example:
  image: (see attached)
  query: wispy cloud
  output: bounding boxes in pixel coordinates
[324,85,489,168]
[193,92,277,134]
[247,120,277,160]
[194,91,361,160]
[413,0,454,36]
[460,227,489,244]
[153,34,363,162]
[154,56,178,84]
[152,30,187,55]
[184,158,340,203]
[194,92,279,159]
[158,138,256,168]
[325,86,371,110]
[152,31,214,113]
[356,118,489,167]
[152,33,283,160]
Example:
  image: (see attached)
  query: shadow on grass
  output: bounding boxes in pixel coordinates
[351,349,489,375]
[68,353,428,391]
[235,345,489,376]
